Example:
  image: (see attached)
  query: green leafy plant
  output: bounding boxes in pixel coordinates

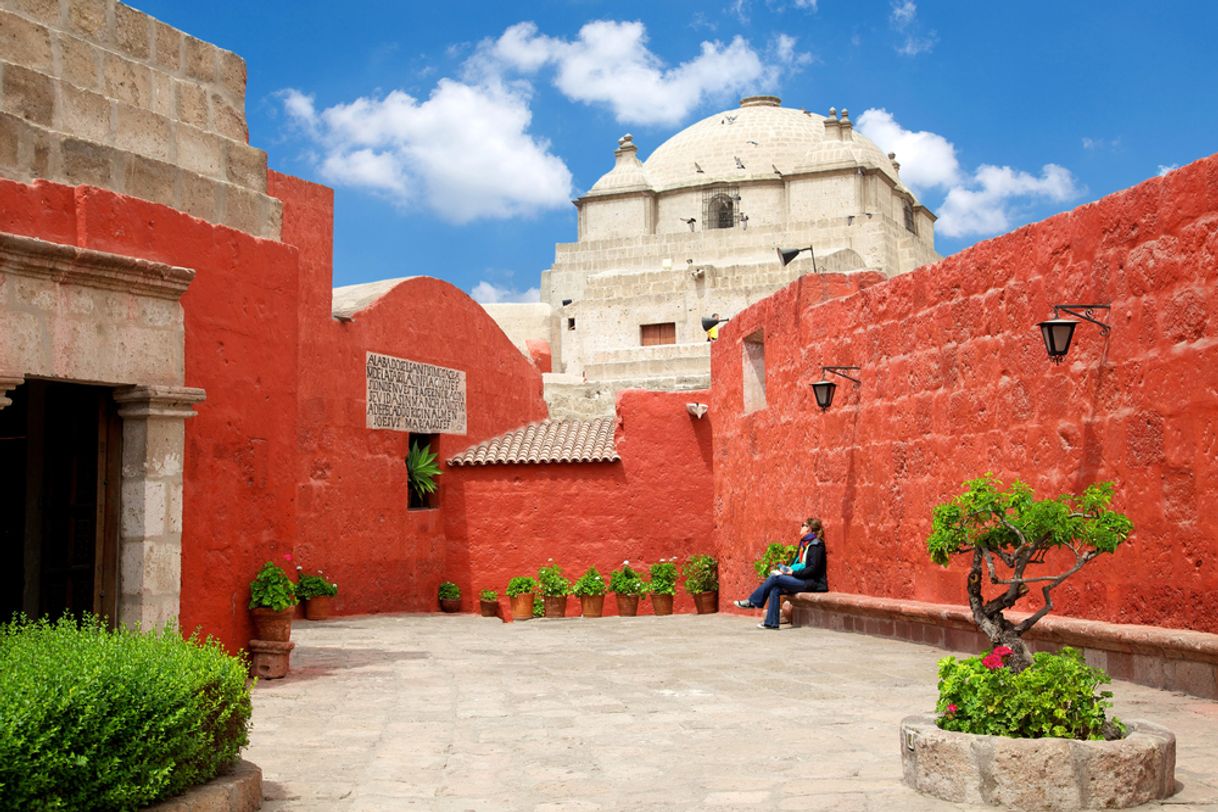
[937,646,1124,741]
[248,561,297,610]
[406,441,442,502]
[681,554,719,594]
[609,562,647,596]
[505,576,536,597]
[532,596,544,617]
[479,589,498,602]
[438,581,460,601]
[294,569,338,599]
[571,566,607,597]
[753,542,796,580]
[648,560,678,596]
[927,474,1133,671]
[0,615,252,810]
[537,562,571,597]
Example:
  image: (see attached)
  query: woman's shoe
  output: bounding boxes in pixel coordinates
[733,599,757,609]
[757,623,779,630]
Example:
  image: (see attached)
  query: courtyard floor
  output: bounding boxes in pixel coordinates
[247,613,1218,811]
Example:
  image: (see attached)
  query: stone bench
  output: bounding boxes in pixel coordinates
[783,592,1218,699]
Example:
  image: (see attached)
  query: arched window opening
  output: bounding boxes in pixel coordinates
[709,195,735,229]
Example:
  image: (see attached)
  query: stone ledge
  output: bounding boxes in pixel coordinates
[143,758,262,812]
[900,715,1175,809]
[0,230,195,299]
[785,592,1218,699]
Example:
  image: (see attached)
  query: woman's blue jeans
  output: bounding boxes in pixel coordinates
[748,574,812,627]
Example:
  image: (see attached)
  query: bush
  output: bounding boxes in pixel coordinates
[0,615,252,811]
[571,567,607,597]
[437,581,460,600]
[479,589,498,602]
[936,646,1124,740]
[295,571,338,599]
[681,554,718,594]
[608,563,647,596]
[505,576,536,597]
[753,542,796,580]
[248,561,297,610]
[532,597,544,618]
[648,561,678,596]
[536,563,571,597]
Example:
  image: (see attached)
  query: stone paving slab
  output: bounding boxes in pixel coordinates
[246,614,1218,811]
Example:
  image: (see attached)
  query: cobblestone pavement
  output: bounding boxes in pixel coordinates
[247,613,1218,811]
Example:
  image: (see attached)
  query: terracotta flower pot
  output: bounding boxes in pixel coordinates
[615,594,640,616]
[250,607,294,642]
[580,594,605,618]
[480,599,499,618]
[693,590,719,614]
[439,598,461,613]
[651,594,674,615]
[543,595,568,618]
[305,595,333,620]
[510,593,534,620]
[249,639,294,679]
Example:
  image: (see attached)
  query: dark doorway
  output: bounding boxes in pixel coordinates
[0,380,121,623]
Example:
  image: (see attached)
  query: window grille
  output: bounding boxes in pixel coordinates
[904,203,916,234]
[702,184,740,230]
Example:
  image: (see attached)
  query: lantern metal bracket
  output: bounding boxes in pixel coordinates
[1052,304,1111,336]
[821,365,861,385]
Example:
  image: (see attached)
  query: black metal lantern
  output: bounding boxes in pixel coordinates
[809,366,860,411]
[1037,318,1077,363]
[700,314,729,332]
[776,245,819,272]
[810,378,837,410]
[1037,304,1111,363]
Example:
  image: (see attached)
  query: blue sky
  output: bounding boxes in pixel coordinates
[132,1,1218,300]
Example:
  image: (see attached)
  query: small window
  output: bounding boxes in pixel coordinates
[707,194,735,230]
[903,203,916,234]
[640,322,677,346]
[567,318,576,331]
[742,331,766,413]
[407,433,440,510]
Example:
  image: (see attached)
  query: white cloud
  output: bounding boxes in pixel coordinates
[470,281,541,304]
[774,33,813,67]
[471,20,780,126]
[279,81,572,223]
[889,0,937,56]
[1082,136,1120,152]
[857,108,961,191]
[1157,163,1179,177]
[858,108,1080,239]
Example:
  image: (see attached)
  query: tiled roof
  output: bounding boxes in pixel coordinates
[447,417,620,466]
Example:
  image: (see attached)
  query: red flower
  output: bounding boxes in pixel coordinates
[982,653,1004,670]
[992,645,1013,657]
[283,552,293,562]
[946,704,958,714]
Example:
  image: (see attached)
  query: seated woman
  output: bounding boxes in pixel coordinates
[735,518,829,629]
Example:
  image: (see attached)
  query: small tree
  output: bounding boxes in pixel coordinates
[927,474,1132,672]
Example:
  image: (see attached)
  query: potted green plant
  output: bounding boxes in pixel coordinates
[295,568,339,620]
[609,561,647,616]
[682,553,719,614]
[648,559,678,615]
[537,561,571,618]
[478,588,499,618]
[571,566,608,618]
[248,560,298,678]
[753,542,796,580]
[901,475,1175,808]
[506,576,536,621]
[407,441,442,509]
[438,581,461,613]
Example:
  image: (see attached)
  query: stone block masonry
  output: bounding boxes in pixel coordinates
[0,0,280,238]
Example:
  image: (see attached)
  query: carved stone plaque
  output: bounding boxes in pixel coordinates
[365,352,467,434]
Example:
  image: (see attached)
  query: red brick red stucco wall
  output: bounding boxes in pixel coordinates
[443,390,715,616]
[712,154,1218,634]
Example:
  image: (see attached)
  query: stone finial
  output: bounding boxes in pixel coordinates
[618,133,634,149]
[840,108,849,122]
[829,106,837,119]
[888,152,901,173]
[614,133,640,166]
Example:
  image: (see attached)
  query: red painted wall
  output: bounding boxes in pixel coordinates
[711,154,1218,634]
[443,389,715,615]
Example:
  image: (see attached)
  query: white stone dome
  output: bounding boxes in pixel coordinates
[639,96,900,192]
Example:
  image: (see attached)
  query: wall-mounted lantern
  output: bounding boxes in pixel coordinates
[777,245,819,273]
[1037,304,1111,363]
[810,366,861,411]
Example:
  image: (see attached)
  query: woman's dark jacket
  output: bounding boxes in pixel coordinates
[791,534,829,592]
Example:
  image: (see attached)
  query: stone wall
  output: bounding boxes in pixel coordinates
[0,0,280,237]
[711,153,1218,635]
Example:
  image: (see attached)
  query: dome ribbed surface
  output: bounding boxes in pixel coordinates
[447,417,620,466]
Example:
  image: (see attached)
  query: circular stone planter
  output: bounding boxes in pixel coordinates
[900,714,1176,810]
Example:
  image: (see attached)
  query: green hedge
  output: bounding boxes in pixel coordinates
[0,615,252,811]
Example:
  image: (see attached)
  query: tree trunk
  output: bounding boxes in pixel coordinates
[966,548,1033,672]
